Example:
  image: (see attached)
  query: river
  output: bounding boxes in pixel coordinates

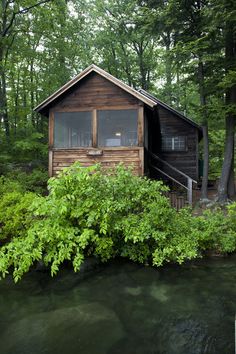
[0,256,235,354]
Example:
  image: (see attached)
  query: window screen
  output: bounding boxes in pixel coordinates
[54,112,92,148]
[97,109,138,147]
[162,136,187,151]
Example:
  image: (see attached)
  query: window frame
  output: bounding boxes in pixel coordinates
[52,110,93,149]
[161,135,187,152]
[51,106,142,149]
[97,108,139,148]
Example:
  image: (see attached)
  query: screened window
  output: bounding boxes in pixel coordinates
[54,112,92,148]
[97,109,138,147]
[162,136,187,151]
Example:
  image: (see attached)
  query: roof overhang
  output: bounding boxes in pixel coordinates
[138,89,203,138]
[34,64,202,138]
[34,64,157,115]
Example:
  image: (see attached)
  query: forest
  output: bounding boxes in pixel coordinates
[0,0,235,202]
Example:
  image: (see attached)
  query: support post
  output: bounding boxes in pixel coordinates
[187,178,193,206]
[138,105,144,147]
[92,109,97,147]
[48,150,53,177]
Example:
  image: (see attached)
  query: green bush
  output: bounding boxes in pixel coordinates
[0,176,24,196]
[195,206,236,253]
[0,162,236,283]
[5,168,48,194]
[0,169,47,243]
[0,163,200,282]
[0,190,39,242]
[0,167,48,196]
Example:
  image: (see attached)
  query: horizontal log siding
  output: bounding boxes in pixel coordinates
[158,106,199,181]
[52,148,143,176]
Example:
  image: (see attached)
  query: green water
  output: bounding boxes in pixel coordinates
[0,256,236,354]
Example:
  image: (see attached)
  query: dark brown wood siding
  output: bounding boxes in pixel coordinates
[158,106,199,181]
[52,72,139,110]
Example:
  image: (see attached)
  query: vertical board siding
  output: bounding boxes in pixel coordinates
[52,72,139,110]
[158,106,199,181]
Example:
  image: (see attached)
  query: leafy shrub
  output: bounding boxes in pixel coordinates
[12,131,47,161]
[0,172,46,242]
[0,163,200,282]
[0,176,24,196]
[0,167,48,196]
[0,163,236,283]
[195,205,236,253]
[0,190,39,242]
[5,168,48,194]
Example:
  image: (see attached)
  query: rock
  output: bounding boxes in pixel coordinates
[1,303,124,354]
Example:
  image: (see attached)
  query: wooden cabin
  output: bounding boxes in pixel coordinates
[35,64,202,205]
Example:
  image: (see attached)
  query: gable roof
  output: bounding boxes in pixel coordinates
[34,64,157,114]
[138,89,201,131]
[34,64,202,134]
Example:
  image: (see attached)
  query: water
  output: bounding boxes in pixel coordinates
[0,256,235,354]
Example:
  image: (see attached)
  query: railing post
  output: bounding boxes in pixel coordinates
[187,178,193,206]
[148,150,197,208]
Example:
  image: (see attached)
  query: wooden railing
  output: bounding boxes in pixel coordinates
[164,191,187,210]
[148,150,197,206]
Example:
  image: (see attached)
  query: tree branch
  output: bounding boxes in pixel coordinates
[2,0,53,37]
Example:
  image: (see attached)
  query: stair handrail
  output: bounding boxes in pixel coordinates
[147,150,197,206]
[148,150,197,184]
[150,164,187,190]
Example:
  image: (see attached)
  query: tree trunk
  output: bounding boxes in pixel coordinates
[164,33,172,104]
[217,10,236,202]
[120,43,132,86]
[217,115,235,202]
[198,60,209,200]
[201,125,209,200]
[228,149,235,198]
[176,60,180,109]
[0,48,10,140]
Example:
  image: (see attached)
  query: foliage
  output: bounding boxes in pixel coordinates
[193,207,236,253]
[0,170,47,242]
[0,176,24,196]
[5,169,48,194]
[0,163,236,283]
[0,164,191,281]
[0,167,48,194]
[0,0,235,185]
[208,130,225,180]
[0,190,38,242]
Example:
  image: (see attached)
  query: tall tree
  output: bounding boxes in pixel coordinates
[87,0,158,89]
[216,0,236,202]
[141,0,228,201]
[0,0,52,140]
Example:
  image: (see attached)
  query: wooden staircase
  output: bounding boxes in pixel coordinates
[164,191,188,210]
[147,150,198,209]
